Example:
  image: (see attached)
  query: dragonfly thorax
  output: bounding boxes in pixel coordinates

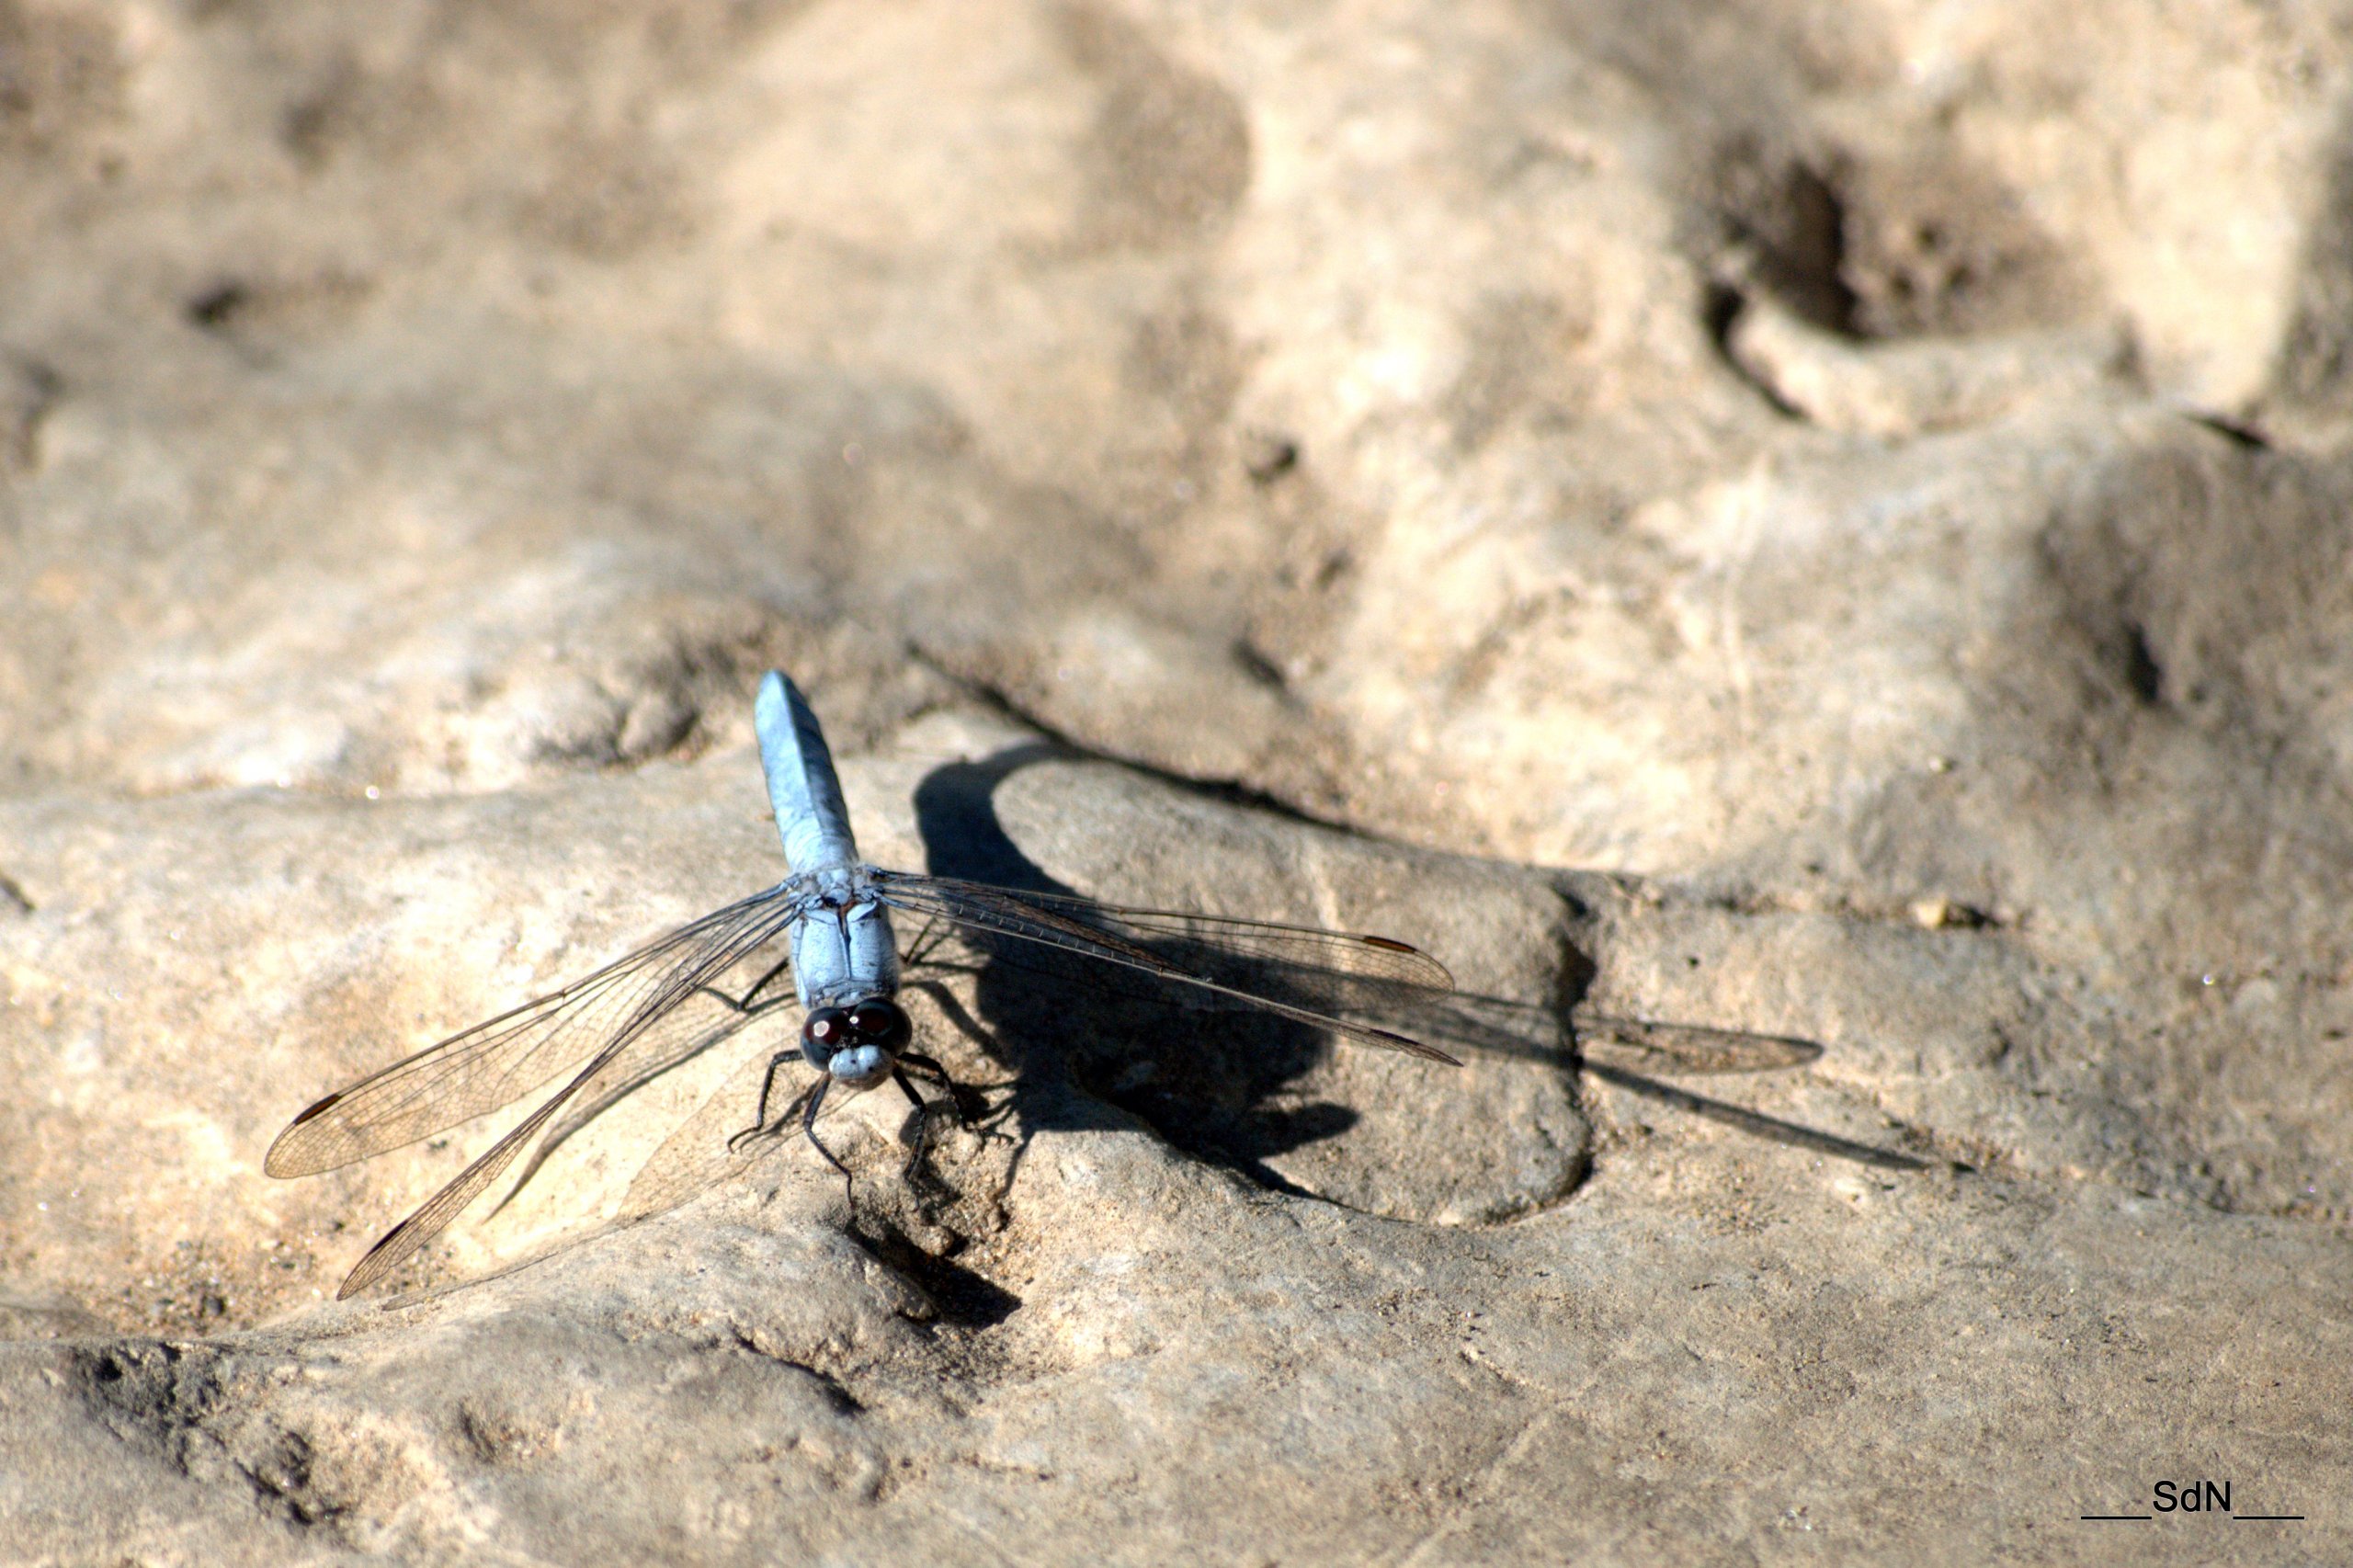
[804,864,879,907]
[786,867,901,1014]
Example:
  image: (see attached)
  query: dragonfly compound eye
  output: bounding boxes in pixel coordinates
[801,1006,849,1067]
[847,1000,910,1048]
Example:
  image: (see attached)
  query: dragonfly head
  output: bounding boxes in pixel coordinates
[801,997,911,1088]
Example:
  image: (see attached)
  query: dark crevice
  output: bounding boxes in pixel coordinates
[1710,138,1859,335]
[1701,281,1806,422]
[1770,160,1861,335]
[1239,427,1299,483]
[1229,638,1287,690]
[186,281,249,332]
[2121,620,2165,705]
[2182,409,2270,450]
[727,1333,870,1414]
[6,356,63,470]
[845,1221,1021,1330]
[1700,278,1745,346]
[1741,157,1859,335]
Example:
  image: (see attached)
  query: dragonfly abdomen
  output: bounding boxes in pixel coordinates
[756,671,860,876]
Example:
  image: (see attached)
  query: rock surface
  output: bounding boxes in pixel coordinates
[4,0,2350,1562]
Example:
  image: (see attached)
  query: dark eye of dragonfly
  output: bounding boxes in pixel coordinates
[847,999,910,1048]
[801,1006,849,1065]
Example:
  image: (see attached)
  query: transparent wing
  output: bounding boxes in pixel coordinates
[332,1061,595,1299]
[948,885,1455,989]
[869,870,1461,1064]
[265,885,807,1179]
[320,888,811,1298]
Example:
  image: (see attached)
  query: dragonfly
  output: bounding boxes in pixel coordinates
[267,670,1461,1299]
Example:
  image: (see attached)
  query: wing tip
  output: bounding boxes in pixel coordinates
[1352,934,1458,989]
[1370,1028,1461,1066]
[263,1095,343,1177]
[335,1222,408,1300]
[286,1090,343,1129]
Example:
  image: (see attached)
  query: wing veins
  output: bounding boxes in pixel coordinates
[873,877,1460,1064]
[267,886,799,1177]
[872,873,1454,988]
[331,896,808,1297]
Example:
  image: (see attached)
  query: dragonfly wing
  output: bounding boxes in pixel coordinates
[324,890,813,1297]
[943,885,1456,990]
[333,1062,587,1299]
[870,871,1461,1064]
[266,885,806,1178]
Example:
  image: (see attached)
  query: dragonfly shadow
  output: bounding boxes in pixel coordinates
[910,744,1365,1190]
[907,746,1934,1186]
[1409,986,1932,1172]
[1579,1061,1935,1170]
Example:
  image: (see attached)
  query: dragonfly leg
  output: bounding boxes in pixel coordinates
[900,1050,988,1125]
[736,955,794,1010]
[901,914,948,970]
[698,954,794,1017]
[728,1048,801,1153]
[893,1066,938,1177]
[900,979,1009,1063]
[799,1076,854,1198]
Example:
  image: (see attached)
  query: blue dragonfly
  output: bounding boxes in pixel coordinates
[267,672,1461,1298]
